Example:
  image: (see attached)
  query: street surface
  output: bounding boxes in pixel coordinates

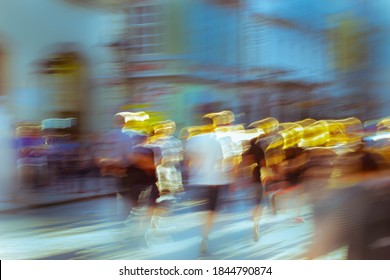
[0,189,346,260]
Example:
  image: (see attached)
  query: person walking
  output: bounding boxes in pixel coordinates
[184,115,234,254]
[95,112,148,220]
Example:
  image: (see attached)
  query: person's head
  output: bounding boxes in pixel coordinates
[264,134,285,167]
[298,120,330,149]
[248,117,279,137]
[151,120,176,137]
[277,123,304,150]
[117,111,150,133]
[377,118,390,132]
[203,110,235,128]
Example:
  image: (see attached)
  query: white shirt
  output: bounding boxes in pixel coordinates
[184,133,231,186]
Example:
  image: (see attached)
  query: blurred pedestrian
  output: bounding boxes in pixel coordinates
[239,135,266,241]
[124,143,159,224]
[184,117,231,254]
[95,112,148,220]
[148,120,184,200]
[143,120,184,243]
[248,118,285,216]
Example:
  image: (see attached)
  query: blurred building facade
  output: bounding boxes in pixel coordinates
[101,0,334,131]
[0,0,126,132]
[0,0,119,194]
[229,0,331,123]
[309,0,390,121]
[324,0,373,120]
[0,0,389,134]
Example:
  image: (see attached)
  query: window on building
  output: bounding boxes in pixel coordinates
[127,2,165,56]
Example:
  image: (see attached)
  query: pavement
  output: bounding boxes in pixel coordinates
[0,177,350,260]
[0,176,125,214]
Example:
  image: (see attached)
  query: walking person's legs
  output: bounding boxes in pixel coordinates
[200,185,221,254]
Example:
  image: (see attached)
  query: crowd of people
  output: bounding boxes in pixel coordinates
[14,110,390,258]
[93,109,390,258]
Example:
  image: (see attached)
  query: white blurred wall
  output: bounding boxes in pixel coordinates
[0,0,113,122]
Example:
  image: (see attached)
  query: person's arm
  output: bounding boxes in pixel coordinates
[131,147,157,177]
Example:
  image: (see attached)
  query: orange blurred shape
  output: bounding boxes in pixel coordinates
[278,122,304,150]
[248,117,279,135]
[377,118,390,131]
[203,110,235,126]
[325,117,363,146]
[151,120,176,136]
[295,118,316,128]
[179,125,212,140]
[299,120,330,148]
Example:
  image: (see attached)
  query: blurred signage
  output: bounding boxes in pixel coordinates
[38,50,85,112]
